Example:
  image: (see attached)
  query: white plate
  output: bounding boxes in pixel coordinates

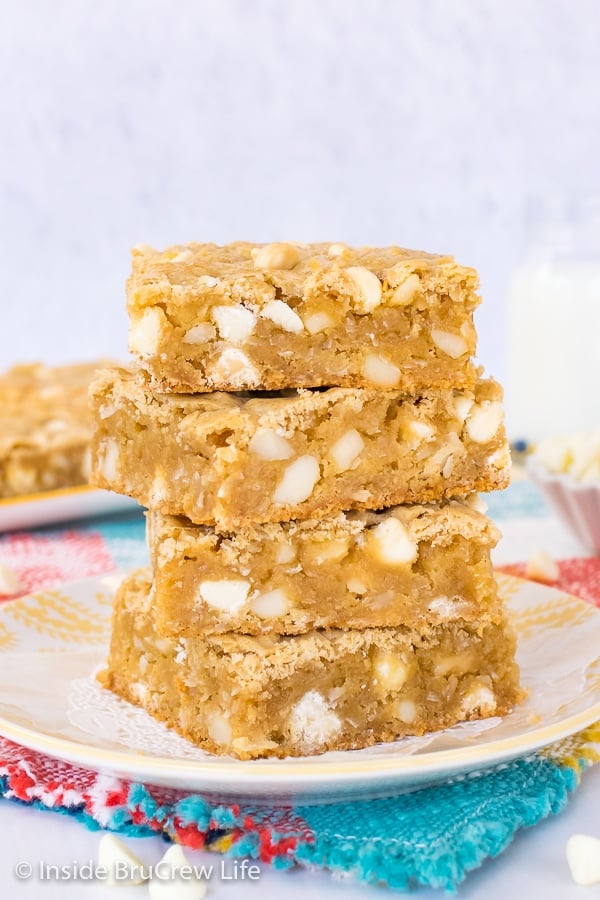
[0,486,140,532]
[0,572,598,804]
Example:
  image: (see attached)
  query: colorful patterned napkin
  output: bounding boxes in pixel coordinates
[0,486,598,892]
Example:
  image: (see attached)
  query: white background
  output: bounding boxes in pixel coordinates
[2,0,600,382]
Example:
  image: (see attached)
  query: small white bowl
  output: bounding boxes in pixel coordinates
[527,457,600,554]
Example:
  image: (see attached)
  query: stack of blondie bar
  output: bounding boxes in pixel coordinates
[91,242,520,759]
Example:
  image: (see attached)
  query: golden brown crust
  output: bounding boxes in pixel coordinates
[0,360,114,498]
[126,241,480,393]
[90,367,511,528]
[102,569,522,759]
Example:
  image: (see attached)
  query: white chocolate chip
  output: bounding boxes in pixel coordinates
[260,299,304,333]
[346,266,383,312]
[431,329,468,359]
[369,518,418,566]
[275,541,296,564]
[459,681,497,716]
[404,419,435,443]
[171,249,194,263]
[149,845,207,900]
[98,834,146,887]
[133,242,156,255]
[98,439,119,482]
[525,549,560,584]
[327,243,348,257]
[306,538,350,565]
[363,353,401,387]
[212,304,256,342]
[129,307,165,357]
[288,691,341,750]
[207,712,232,745]
[347,577,367,594]
[465,493,488,513]
[182,322,217,344]
[390,273,421,306]
[303,311,335,334]
[212,348,259,387]
[250,588,290,619]
[453,393,475,423]
[248,427,294,460]
[465,401,504,443]
[199,579,250,613]
[375,652,409,691]
[252,242,300,270]
[273,455,320,505]
[435,651,477,676]
[397,699,417,724]
[330,429,365,473]
[0,563,21,596]
[197,274,219,287]
[427,596,459,619]
[351,489,371,502]
[566,834,600,885]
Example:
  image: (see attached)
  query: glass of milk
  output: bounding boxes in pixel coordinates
[506,196,600,444]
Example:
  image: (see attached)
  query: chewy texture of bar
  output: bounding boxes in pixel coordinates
[149,501,501,636]
[91,368,510,528]
[0,362,108,498]
[101,570,521,760]
[127,242,479,393]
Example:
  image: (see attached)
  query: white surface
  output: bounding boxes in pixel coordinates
[3,1,600,383]
[1,573,599,799]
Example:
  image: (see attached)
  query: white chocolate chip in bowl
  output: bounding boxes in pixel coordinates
[330,428,365,473]
[368,518,418,566]
[212,304,256,342]
[273,455,320,505]
[252,242,300,270]
[260,299,304,333]
[198,579,250,613]
[346,266,383,313]
[250,588,291,619]
[465,401,504,443]
[182,322,217,344]
[363,353,401,388]
[248,427,294,460]
[431,329,468,359]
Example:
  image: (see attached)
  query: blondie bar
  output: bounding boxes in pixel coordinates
[90,368,510,528]
[128,242,479,392]
[0,362,107,498]
[101,570,521,759]
[149,501,501,635]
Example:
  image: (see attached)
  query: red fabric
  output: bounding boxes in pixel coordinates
[498,557,600,608]
[0,531,116,600]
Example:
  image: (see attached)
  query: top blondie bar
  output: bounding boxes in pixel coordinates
[128,241,480,392]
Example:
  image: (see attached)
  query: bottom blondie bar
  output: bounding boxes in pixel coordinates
[101,571,521,759]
